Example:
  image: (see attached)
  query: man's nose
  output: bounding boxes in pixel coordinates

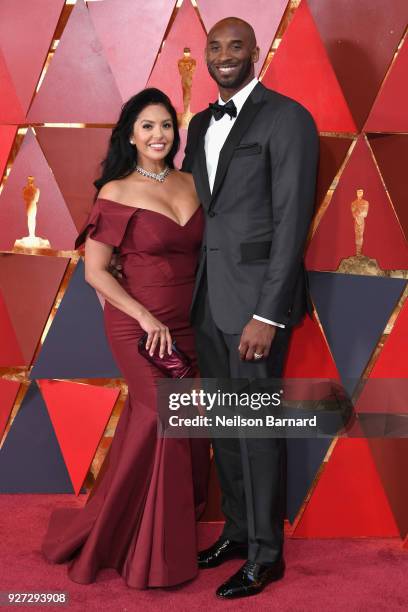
[217,46,232,62]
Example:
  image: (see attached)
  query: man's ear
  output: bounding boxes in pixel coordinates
[252,46,260,63]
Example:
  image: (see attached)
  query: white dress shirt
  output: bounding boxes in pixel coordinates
[204,77,285,329]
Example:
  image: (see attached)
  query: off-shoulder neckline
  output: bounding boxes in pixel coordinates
[96,197,201,228]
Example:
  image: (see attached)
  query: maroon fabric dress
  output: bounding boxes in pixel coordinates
[41,198,210,589]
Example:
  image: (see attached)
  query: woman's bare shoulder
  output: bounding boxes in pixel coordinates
[97,180,124,203]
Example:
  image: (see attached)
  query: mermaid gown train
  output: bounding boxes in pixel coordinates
[40,198,210,589]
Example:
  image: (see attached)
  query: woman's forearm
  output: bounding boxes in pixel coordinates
[85,268,146,321]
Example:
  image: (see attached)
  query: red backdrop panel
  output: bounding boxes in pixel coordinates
[174,128,187,170]
[354,301,408,417]
[308,0,408,131]
[198,0,288,73]
[306,136,408,271]
[262,0,356,132]
[365,38,408,133]
[0,378,20,441]
[89,0,176,102]
[0,289,24,366]
[27,0,123,124]
[283,315,340,378]
[368,134,408,242]
[0,0,65,115]
[315,136,353,210]
[368,439,408,539]
[0,254,69,366]
[0,125,17,180]
[38,380,120,496]
[0,129,77,250]
[294,439,400,537]
[369,300,408,379]
[148,0,218,113]
[36,127,111,231]
[0,51,25,124]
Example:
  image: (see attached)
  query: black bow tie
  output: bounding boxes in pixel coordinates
[208,99,237,121]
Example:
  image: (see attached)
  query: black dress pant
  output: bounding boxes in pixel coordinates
[192,271,292,564]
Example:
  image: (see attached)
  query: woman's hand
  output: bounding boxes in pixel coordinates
[138,309,173,357]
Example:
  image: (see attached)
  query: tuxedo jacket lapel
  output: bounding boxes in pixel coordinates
[194,109,212,209]
[210,82,266,207]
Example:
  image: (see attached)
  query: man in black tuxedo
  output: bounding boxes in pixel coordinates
[181,17,319,599]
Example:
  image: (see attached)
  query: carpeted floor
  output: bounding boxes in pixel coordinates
[1,495,407,611]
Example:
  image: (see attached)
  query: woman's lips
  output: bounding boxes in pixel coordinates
[149,143,166,150]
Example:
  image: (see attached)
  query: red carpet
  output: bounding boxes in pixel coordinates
[1,495,407,611]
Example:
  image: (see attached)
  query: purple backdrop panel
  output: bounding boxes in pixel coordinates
[287,438,331,524]
[27,0,122,124]
[89,0,176,102]
[30,259,120,380]
[308,0,408,131]
[0,381,74,493]
[0,254,69,367]
[36,127,111,231]
[308,272,407,393]
[148,0,218,114]
[198,0,288,72]
[0,129,77,250]
[0,0,65,114]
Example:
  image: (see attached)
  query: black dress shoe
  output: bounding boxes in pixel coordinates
[216,558,285,599]
[198,537,248,569]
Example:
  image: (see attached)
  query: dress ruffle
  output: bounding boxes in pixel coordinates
[75,199,138,249]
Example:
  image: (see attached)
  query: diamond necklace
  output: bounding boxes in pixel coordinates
[135,165,170,183]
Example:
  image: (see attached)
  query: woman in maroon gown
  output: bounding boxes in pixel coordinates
[41,89,209,589]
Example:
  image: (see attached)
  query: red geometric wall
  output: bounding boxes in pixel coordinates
[0,0,407,541]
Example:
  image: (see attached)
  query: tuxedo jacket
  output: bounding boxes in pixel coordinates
[181,81,319,334]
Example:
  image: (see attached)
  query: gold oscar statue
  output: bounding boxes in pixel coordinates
[337,187,382,275]
[177,47,196,128]
[351,188,369,256]
[337,187,407,278]
[14,176,50,248]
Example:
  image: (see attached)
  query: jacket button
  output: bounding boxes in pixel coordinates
[203,246,207,252]
[208,210,216,217]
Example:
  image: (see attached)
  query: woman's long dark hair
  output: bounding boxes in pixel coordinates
[93,88,180,198]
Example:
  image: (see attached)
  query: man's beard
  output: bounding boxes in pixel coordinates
[207,57,253,90]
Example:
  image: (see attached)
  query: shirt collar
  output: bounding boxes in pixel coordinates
[217,77,259,114]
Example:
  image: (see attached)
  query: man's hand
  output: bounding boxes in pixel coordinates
[238,319,277,361]
[109,252,123,279]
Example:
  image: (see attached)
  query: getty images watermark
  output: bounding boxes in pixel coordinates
[155,378,366,438]
[166,388,317,429]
